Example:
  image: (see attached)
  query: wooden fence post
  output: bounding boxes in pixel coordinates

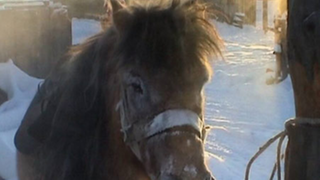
[263,0,268,32]
[246,0,256,25]
[285,0,320,179]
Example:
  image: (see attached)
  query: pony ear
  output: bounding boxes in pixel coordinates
[104,0,127,20]
[105,0,130,34]
[113,9,132,34]
[111,0,127,14]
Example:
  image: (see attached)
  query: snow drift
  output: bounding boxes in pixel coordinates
[0,60,42,180]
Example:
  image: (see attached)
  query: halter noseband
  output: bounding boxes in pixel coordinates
[116,100,205,161]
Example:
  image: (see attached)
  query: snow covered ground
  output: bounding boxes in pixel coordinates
[0,60,42,180]
[205,1,295,179]
[0,1,295,179]
[206,22,294,180]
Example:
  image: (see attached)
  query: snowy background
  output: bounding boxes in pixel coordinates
[206,1,294,179]
[206,21,294,180]
[0,0,295,180]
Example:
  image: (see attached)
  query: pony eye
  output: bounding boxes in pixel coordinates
[130,82,143,94]
[126,73,144,95]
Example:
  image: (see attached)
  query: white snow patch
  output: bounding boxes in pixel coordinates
[0,60,42,180]
[0,60,42,131]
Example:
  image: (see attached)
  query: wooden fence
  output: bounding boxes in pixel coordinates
[0,2,72,78]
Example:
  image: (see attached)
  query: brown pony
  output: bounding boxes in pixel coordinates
[14,0,222,180]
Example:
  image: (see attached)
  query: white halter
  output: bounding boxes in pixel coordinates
[116,100,204,161]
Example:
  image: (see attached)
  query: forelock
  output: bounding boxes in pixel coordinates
[114,0,223,76]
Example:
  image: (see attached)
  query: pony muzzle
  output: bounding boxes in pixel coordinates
[119,109,210,179]
[121,109,204,159]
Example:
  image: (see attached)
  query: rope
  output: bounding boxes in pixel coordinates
[269,154,284,180]
[269,162,277,180]
[245,131,286,180]
[276,134,286,180]
[246,117,320,180]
